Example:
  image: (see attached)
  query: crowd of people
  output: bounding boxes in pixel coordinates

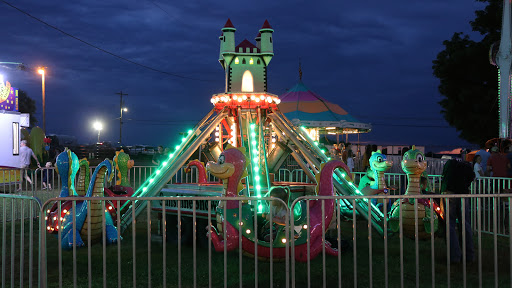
[327,142,375,173]
[473,145,512,178]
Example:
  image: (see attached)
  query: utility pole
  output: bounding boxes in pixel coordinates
[116,91,128,144]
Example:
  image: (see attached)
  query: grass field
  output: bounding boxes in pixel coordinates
[1,210,511,288]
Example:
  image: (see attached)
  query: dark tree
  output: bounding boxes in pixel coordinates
[432,0,502,146]
[18,89,38,127]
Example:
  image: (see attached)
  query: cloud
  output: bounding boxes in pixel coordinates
[1,0,482,148]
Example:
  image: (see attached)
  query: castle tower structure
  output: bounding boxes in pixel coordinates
[259,20,274,66]
[218,19,274,93]
[220,19,236,65]
[218,32,225,67]
[255,32,261,50]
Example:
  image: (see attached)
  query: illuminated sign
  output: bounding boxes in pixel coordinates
[0,81,18,112]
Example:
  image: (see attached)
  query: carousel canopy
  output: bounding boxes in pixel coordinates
[278,81,371,134]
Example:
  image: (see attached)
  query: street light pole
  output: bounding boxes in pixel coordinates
[120,107,127,143]
[93,121,103,143]
[120,107,123,143]
[38,68,46,133]
[116,91,128,144]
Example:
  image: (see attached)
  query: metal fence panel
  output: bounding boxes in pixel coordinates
[0,194,42,288]
[8,165,512,287]
[288,193,512,287]
[39,196,291,288]
[26,194,512,287]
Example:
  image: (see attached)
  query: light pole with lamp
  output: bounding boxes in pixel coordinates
[93,121,103,143]
[37,67,46,133]
[120,107,127,144]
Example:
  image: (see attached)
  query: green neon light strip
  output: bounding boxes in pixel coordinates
[134,129,195,197]
[259,119,271,192]
[298,125,383,217]
[248,122,264,212]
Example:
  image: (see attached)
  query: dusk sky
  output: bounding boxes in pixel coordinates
[2,0,486,152]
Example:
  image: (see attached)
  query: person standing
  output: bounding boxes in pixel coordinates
[19,140,41,191]
[362,144,372,170]
[475,145,491,176]
[335,144,342,157]
[487,146,510,178]
[329,144,338,159]
[342,143,352,164]
[506,146,512,177]
[152,146,164,166]
[442,159,475,263]
[337,143,345,161]
[42,162,53,190]
[346,149,355,172]
[473,155,484,178]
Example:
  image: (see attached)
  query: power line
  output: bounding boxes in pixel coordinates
[371,123,453,128]
[2,0,216,82]
[126,119,452,128]
[127,121,197,126]
[150,1,174,19]
[128,119,199,123]
[354,115,447,121]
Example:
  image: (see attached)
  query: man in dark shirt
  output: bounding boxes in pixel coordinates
[442,159,475,263]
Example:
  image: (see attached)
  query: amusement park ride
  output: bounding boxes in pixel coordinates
[46,19,442,259]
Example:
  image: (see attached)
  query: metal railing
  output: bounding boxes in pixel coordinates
[0,156,451,194]
[1,193,511,287]
[8,166,512,237]
[289,193,512,288]
[1,167,390,195]
[0,194,42,288]
[38,196,291,288]
[282,154,448,175]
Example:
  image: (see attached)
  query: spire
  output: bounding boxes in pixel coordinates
[299,58,302,81]
[224,18,235,28]
[261,19,272,30]
[222,18,236,32]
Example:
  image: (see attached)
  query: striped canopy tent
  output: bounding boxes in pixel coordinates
[278,81,371,141]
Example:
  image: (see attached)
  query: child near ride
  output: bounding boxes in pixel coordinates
[260,186,290,241]
[42,162,53,190]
